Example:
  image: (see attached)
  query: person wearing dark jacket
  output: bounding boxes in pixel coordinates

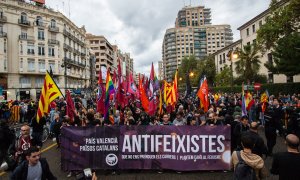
[11,146,56,180]
[271,134,300,180]
[233,115,250,150]
[31,114,46,148]
[242,122,268,157]
[52,114,62,148]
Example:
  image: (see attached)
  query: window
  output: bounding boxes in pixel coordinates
[27,43,34,55]
[259,20,262,28]
[223,53,226,63]
[252,24,255,33]
[267,53,273,64]
[28,59,35,71]
[38,60,45,72]
[253,39,256,45]
[246,28,249,36]
[4,58,7,70]
[20,58,23,71]
[219,55,222,64]
[49,61,55,73]
[247,42,251,46]
[20,43,23,54]
[36,16,43,26]
[35,77,44,88]
[38,29,44,40]
[4,39,6,53]
[20,77,30,85]
[21,12,27,22]
[38,46,45,56]
[48,47,55,57]
[50,19,56,28]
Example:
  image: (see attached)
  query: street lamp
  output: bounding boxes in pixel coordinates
[61,59,71,91]
[227,48,238,91]
[189,72,194,77]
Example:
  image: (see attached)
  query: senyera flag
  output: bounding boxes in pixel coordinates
[37,71,63,123]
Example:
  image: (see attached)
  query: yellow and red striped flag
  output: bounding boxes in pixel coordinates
[37,71,62,123]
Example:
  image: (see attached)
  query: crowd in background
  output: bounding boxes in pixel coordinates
[1,91,300,177]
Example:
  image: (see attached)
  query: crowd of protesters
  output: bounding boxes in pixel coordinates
[1,91,300,178]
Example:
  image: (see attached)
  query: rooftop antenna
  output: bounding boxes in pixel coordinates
[62,1,65,15]
[68,0,71,19]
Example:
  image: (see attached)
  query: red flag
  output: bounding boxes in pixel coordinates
[139,75,149,112]
[66,90,75,123]
[197,76,209,112]
[148,63,157,116]
[97,68,105,114]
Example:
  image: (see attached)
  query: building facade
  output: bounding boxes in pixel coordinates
[86,34,115,80]
[162,5,233,81]
[0,0,90,100]
[214,0,300,83]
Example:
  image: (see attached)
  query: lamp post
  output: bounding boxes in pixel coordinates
[227,48,238,91]
[185,70,194,97]
[61,59,71,92]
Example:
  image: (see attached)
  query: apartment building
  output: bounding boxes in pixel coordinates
[214,40,242,77]
[162,5,233,81]
[0,0,90,100]
[214,0,300,83]
[86,34,115,78]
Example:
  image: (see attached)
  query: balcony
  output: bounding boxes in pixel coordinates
[63,43,73,52]
[64,57,86,68]
[34,21,45,27]
[20,83,31,88]
[48,26,59,33]
[19,35,35,41]
[0,31,7,38]
[0,15,7,23]
[80,52,86,56]
[73,49,80,55]
[48,39,60,45]
[18,19,31,27]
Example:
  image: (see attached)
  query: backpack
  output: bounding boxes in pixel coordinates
[234,151,257,180]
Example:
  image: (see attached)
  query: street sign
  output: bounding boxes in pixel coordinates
[254,83,261,91]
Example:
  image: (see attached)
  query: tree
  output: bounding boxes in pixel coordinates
[235,44,261,82]
[215,65,231,87]
[199,55,216,86]
[257,0,300,77]
[177,55,199,94]
[257,0,300,50]
[265,32,300,76]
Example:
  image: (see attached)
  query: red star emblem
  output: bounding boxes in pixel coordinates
[48,83,53,89]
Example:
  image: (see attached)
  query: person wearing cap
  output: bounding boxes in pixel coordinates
[270,134,300,180]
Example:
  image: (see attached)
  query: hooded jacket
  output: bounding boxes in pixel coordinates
[231,150,268,180]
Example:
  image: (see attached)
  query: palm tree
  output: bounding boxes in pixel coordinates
[235,44,261,82]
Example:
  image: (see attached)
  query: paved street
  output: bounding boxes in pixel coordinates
[0,127,285,180]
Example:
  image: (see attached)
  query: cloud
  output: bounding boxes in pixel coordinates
[46,0,270,76]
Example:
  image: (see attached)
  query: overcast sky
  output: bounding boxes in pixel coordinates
[45,0,270,76]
